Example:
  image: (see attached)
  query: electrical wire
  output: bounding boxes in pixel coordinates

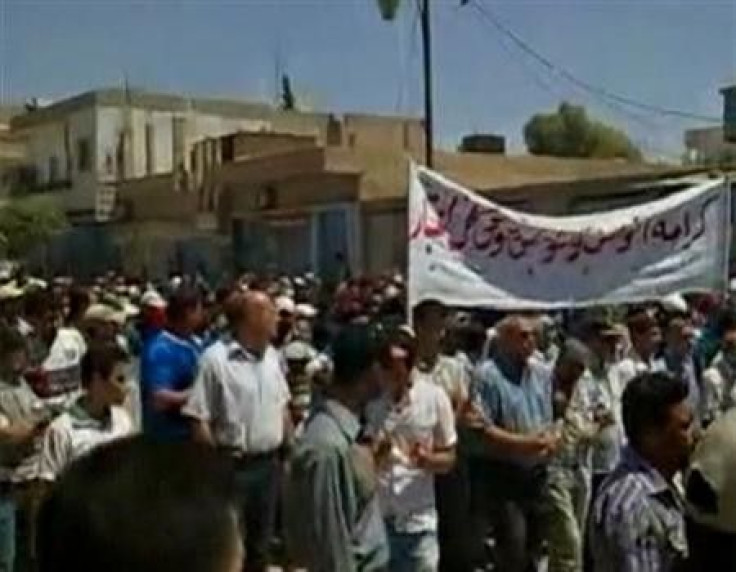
[468,0,723,125]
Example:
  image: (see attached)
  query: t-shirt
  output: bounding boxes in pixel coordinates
[140,331,200,440]
[365,378,457,533]
[0,378,46,483]
[39,398,133,481]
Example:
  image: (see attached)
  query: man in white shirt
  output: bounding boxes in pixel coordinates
[366,330,456,572]
[39,342,134,482]
[702,317,736,424]
[185,290,291,572]
[412,301,471,571]
[617,308,662,384]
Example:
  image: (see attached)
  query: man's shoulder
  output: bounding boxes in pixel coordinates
[46,411,74,436]
[594,465,656,521]
[413,376,449,404]
[200,339,230,363]
[297,411,351,452]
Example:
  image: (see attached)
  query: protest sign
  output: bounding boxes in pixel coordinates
[408,164,730,310]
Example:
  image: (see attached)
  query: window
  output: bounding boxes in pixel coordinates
[48,156,59,183]
[145,123,155,175]
[221,135,235,163]
[76,137,91,172]
[326,116,342,146]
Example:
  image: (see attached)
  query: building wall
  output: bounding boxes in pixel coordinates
[343,114,424,153]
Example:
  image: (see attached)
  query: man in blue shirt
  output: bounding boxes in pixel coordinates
[468,315,560,572]
[590,371,693,572]
[141,287,203,441]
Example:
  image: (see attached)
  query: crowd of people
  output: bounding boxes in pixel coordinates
[1,267,736,572]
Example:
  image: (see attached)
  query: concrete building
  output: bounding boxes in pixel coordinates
[115,129,706,279]
[9,87,426,225]
[0,106,27,203]
[684,127,736,165]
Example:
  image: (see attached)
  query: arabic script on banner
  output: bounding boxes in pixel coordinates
[408,165,730,310]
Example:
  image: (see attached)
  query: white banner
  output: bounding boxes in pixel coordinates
[408,164,731,310]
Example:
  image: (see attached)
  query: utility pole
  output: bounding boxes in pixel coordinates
[378,0,439,168]
[420,0,434,168]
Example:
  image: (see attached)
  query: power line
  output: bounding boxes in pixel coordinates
[394,0,422,113]
[468,0,723,125]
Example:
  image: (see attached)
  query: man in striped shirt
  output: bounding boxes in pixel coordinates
[590,371,694,572]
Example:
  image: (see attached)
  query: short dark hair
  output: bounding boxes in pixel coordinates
[24,288,52,320]
[37,437,238,572]
[67,287,91,323]
[332,323,381,386]
[0,326,26,358]
[80,342,128,388]
[622,371,689,448]
[166,286,202,324]
[412,300,445,326]
[378,329,417,371]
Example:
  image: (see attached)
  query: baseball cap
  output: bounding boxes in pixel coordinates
[686,409,736,534]
[141,289,166,309]
[583,316,623,339]
[0,281,24,302]
[282,340,317,362]
[275,295,296,316]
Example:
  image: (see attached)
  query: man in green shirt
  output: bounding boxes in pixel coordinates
[286,323,389,572]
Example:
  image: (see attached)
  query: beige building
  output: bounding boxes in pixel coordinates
[9,88,425,224]
[0,106,27,203]
[116,127,706,278]
[684,127,736,165]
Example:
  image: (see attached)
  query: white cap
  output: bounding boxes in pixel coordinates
[661,293,688,314]
[296,303,317,319]
[141,290,166,309]
[83,304,122,324]
[0,281,24,301]
[384,284,400,300]
[276,295,296,315]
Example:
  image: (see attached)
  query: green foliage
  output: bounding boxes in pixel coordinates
[524,102,642,160]
[0,200,66,258]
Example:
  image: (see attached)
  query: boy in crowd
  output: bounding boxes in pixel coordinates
[39,342,134,482]
[366,330,457,571]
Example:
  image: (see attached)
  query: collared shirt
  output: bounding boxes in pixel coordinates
[365,377,457,533]
[0,377,45,483]
[616,351,656,386]
[590,447,687,572]
[286,399,389,572]
[589,361,629,475]
[141,330,200,440]
[38,397,134,482]
[473,355,553,465]
[414,354,469,411]
[183,338,290,454]
[702,351,736,422]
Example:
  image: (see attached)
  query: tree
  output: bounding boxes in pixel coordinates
[524,102,642,160]
[0,199,66,258]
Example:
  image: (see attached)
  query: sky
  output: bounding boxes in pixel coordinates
[2,0,735,160]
